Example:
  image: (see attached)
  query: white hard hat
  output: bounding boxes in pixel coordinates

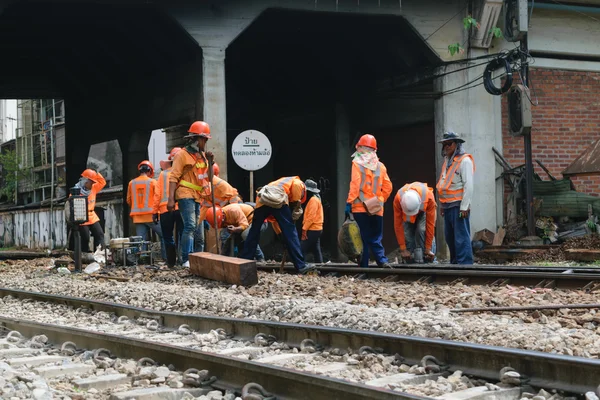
[401,190,421,216]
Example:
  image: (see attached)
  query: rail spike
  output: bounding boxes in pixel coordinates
[421,355,448,374]
[242,383,276,400]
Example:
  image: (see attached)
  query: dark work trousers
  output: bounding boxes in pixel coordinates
[160,210,183,260]
[80,222,105,253]
[353,212,388,268]
[301,230,323,263]
[443,206,473,264]
[241,204,306,270]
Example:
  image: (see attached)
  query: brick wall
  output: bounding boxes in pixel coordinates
[502,68,600,195]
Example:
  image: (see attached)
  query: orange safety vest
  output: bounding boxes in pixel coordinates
[272,176,305,202]
[200,177,243,208]
[157,169,178,213]
[436,154,475,203]
[398,182,428,222]
[178,149,211,194]
[353,163,384,206]
[130,177,155,216]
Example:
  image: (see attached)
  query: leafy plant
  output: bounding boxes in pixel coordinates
[489,27,503,38]
[463,15,480,30]
[448,43,465,56]
[0,150,28,202]
[447,14,502,56]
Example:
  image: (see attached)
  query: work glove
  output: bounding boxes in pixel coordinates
[203,220,210,231]
[344,203,352,219]
[152,214,159,224]
[292,205,303,221]
[459,209,470,219]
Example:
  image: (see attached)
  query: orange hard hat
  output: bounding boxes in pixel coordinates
[212,162,220,177]
[185,121,211,139]
[81,169,97,182]
[138,160,154,176]
[356,134,377,150]
[168,147,182,161]
[205,206,225,229]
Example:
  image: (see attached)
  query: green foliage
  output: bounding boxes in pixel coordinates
[489,27,503,38]
[0,150,26,201]
[448,43,465,56]
[447,14,501,56]
[463,15,480,30]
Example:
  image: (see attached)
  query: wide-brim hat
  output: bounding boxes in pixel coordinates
[438,131,465,144]
[305,179,320,193]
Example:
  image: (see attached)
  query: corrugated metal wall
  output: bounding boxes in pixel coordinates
[0,199,124,249]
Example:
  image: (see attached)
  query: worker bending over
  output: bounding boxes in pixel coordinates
[74,169,106,252]
[393,182,436,263]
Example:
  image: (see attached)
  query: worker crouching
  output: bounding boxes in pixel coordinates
[346,134,393,268]
[393,182,437,263]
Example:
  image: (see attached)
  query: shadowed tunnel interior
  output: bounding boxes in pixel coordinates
[226,8,440,258]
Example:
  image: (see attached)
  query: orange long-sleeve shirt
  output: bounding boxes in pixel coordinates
[346,162,393,216]
[256,176,305,209]
[222,203,255,230]
[153,168,178,215]
[168,149,209,202]
[393,186,437,252]
[199,176,242,222]
[81,171,106,226]
[302,196,323,231]
[127,175,158,224]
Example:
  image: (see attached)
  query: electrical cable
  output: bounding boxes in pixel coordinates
[424,2,469,41]
[483,57,513,95]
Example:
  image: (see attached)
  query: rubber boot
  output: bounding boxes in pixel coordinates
[166,246,177,268]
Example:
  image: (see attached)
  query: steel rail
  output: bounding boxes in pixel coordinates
[258,265,600,289]
[0,288,599,394]
[0,316,418,400]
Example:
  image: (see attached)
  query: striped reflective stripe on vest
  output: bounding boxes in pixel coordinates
[354,164,381,204]
[131,180,153,214]
[159,170,170,206]
[436,154,473,203]
[398,182,427,212]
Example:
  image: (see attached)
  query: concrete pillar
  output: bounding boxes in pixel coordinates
[64,109,91,189]
[433,52,503,260]
[201,47,228,180]
[335,103,352,260]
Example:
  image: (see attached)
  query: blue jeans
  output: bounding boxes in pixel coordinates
[353,212,388,268]
[443,206,473,264]
[194,221,205,252]
[241,205,306,270]
[160,210,183,262]
[178,198,199,263]
[404,212,437,261]
[135,222,165,259]
[220,223,266,260]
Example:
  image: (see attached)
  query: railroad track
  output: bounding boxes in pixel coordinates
[0,288,598,399]
[258,263,600,290]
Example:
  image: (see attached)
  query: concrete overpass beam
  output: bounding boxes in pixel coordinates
[433,53,503,260]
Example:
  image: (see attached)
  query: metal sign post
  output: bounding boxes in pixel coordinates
[231,130,272,201]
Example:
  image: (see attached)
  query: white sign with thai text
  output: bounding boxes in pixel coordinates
[231,130,272,171]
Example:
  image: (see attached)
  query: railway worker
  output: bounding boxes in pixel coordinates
[167,121,212,268]
[153,148,184,268]
[74,169,106,252]
[127,160,165,260]
[345,134,393,268]
[393,182,437,263]
[205,203,266,262]
[301,179,324,263]
[436,131,475,264]
[241,176,314,274]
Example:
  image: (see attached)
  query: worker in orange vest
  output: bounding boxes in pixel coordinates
[301,179,324,263]
[197,162,243,250]
[153,148,184,268]
[345,134,393,268]
[393,182,437,263]
[205,203,266,261]
[74,169,106,252]
[436,132,475,264]
[241,176,314,274]
[167,121,212,268]
[127,160,164,260]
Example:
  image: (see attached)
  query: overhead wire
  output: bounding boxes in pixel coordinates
[424,2,469,41]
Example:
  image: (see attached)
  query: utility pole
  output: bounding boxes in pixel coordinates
[521,31,535,236]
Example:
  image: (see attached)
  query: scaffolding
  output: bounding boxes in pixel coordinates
[15,99,66,205]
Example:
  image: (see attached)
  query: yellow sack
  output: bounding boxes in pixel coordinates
[337,218,363,264]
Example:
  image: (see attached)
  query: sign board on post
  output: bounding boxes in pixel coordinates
[231,130,272,202]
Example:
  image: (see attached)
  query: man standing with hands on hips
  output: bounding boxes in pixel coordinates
[436,131,475,265]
